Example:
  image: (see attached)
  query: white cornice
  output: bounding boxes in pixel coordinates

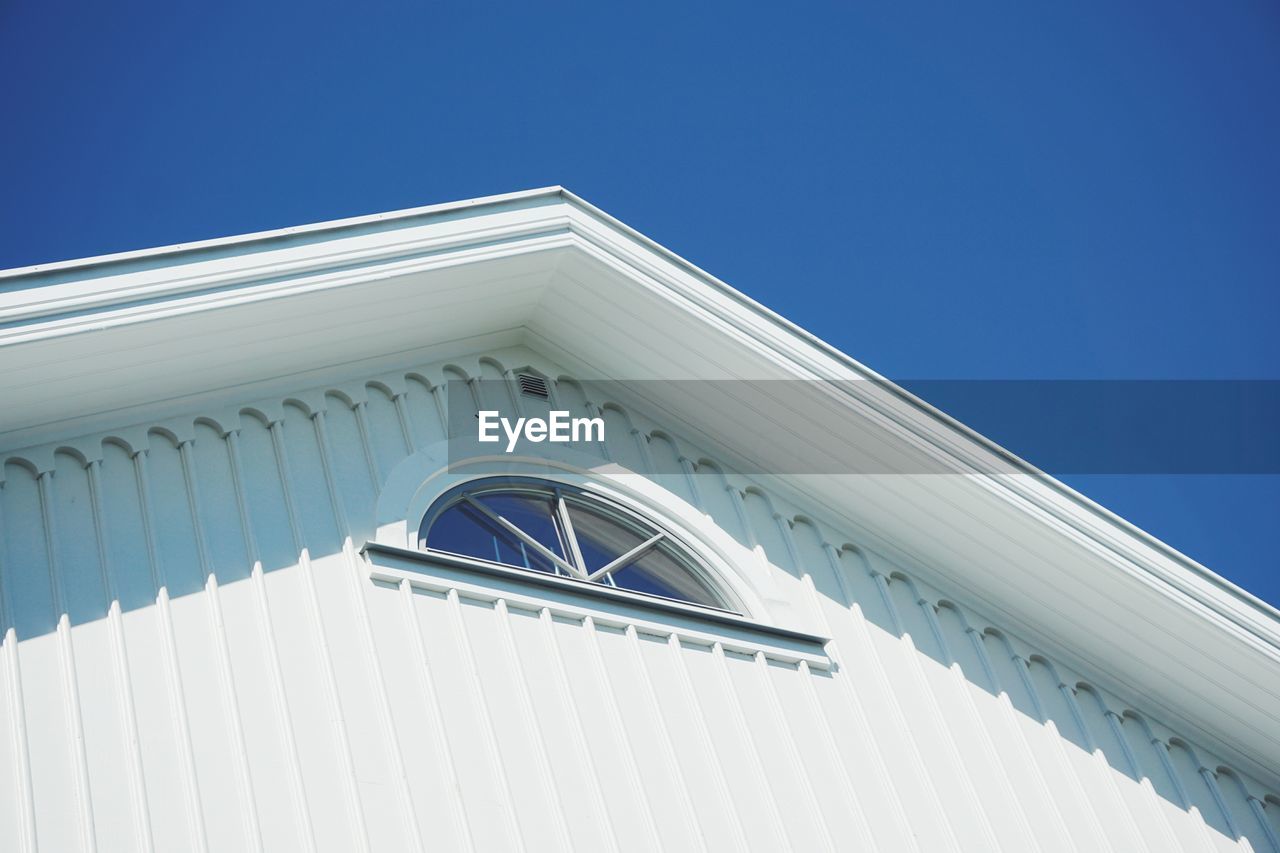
[3,187,1277,782]
[0,186,565,281]
[556,189,1280,643]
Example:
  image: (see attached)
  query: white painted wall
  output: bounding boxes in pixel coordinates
[1,345,1277,852]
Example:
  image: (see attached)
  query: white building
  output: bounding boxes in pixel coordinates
[0,187,1277,851]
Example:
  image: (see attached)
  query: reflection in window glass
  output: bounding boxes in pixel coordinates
[420,479,728,609]
[477,492,566,561]
[608,542,723,604]
[564,501,650,574]
[426,500,562,575]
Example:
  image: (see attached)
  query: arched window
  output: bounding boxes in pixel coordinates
[419,478,729,609]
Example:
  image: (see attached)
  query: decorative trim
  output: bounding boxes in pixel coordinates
[362,542,832,668]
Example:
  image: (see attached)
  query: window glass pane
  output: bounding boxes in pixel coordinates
[474,491,566,561]
[420,480,729,610]
[607,542,723,607]
[426,499,561,574]
[565,501,652,573]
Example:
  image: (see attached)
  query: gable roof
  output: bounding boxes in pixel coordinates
[3,186,1278,782]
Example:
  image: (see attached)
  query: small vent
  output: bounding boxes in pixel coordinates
[517,373,550,399]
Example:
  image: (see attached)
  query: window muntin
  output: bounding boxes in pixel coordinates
[426,498,565,575]
[564,500,652,574]
[419,478,728,609]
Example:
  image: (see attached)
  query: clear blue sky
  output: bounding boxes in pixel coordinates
[3,3,1277,603]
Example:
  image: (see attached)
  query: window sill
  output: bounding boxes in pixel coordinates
[362,542,832,668]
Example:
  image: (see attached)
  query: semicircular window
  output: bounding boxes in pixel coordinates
[419,478,729,610]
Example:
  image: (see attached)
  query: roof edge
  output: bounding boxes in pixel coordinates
[0,186,569,281]
[553,189,1280,638]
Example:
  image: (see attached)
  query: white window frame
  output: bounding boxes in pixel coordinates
[418,477,732,611]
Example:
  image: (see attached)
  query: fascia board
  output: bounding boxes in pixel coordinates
[547,198,1280,778]
[551,196,1280,653]
[0,199,574,342]
[0,186,566,283]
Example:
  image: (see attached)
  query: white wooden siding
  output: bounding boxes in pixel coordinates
[1,348,1278,852]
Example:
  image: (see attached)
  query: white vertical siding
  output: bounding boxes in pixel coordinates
[0,348,1277,852]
